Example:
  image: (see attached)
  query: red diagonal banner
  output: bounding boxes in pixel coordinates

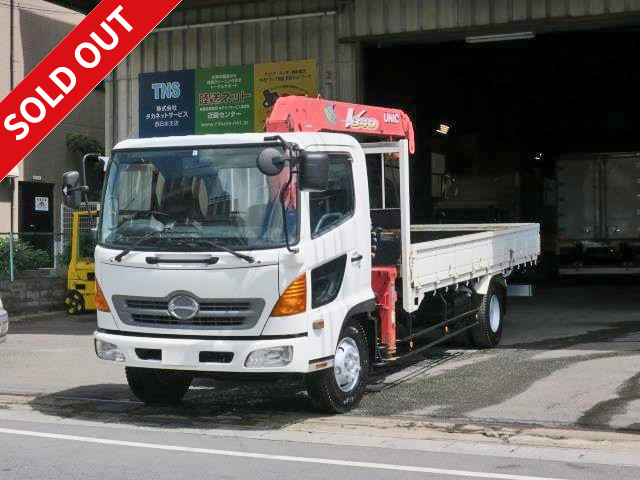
[0,0,182,181]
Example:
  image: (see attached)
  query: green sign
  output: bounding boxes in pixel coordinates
[195,66,253,134]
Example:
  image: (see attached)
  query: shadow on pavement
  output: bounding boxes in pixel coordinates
[25,351,466,429]
[11,313,96,336]
[27,378,323,431]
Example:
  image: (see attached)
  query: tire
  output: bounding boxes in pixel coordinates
[469,279,505,348]
[125,367,192,404]
[65,290,85,315]
[306,319,370,413]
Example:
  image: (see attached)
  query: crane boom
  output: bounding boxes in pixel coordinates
[264,96,415,154]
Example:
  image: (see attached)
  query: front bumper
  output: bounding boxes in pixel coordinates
[0,309,8,343]
[94,330,312,373]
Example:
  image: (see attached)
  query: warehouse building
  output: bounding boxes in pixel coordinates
[49,0,640,275]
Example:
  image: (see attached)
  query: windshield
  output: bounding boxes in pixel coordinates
[99,146,298,251]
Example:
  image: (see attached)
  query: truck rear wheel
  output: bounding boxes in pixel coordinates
[306,319,370,413]
[125,367,192,404]
[469,280,505,348]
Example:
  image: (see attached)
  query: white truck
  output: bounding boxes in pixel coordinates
[62,97,539,413]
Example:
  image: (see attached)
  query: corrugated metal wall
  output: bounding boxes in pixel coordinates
[106,0,640,150]
[106,0,357,149]
[350,0,640,37]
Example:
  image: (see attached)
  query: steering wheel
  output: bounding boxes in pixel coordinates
[314,213,343,235]
[132,210,177,224]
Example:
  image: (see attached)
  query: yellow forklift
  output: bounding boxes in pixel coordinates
[64,152,105,315]
[64,209,98,314]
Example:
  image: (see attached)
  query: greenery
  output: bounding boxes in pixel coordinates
[0,237,51,275]
[65,133,103,156]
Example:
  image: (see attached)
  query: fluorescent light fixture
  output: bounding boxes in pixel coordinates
[466,32,535,44]
[435,123,450,135]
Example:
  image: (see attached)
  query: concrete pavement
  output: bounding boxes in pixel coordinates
[2,283,639,430]
[1,282,640,478]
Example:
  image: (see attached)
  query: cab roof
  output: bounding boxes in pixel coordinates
[112,132,362,152]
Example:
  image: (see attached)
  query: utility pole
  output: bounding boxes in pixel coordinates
[9,0,13,91]
[8,0,15,282]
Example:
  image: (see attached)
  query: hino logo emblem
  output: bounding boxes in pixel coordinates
[168,295,199,320]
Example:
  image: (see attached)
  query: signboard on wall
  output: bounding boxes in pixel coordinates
[139,70,195,138]
[196,65,253,134]
[253,59,317,131]
[139,59,316,137]
[34,196,49,212]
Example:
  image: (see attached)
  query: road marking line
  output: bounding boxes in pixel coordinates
[0,427,567,480]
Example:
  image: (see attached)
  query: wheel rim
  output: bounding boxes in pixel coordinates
[334,337,361,393]
[66,293,82,314]
[489,294,501,333]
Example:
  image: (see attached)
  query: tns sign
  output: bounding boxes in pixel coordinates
[151,81,182,100]
[139,70,195,137]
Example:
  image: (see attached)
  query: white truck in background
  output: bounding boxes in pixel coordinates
[62,97,539,413]
[556,152,640,276]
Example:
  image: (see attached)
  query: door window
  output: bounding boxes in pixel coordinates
[309,156,355,238]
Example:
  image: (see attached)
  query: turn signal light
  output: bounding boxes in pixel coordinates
[95,280,110,312]
[271,273,307,317]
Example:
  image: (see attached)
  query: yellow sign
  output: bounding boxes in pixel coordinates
[253,59,317,132]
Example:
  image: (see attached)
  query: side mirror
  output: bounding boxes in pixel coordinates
[257,148,285,176]
[299,152,330,192]
[61,171,83,209]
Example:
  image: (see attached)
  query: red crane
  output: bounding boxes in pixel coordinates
[265,96,415,154]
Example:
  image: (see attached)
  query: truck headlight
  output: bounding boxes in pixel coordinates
[245,346,293,368]
[95,339,125,362]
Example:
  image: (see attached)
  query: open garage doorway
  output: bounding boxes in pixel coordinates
[360,29,640,430]
[364,29,640,278]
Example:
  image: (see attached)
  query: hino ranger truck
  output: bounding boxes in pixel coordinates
[62,96,540,413]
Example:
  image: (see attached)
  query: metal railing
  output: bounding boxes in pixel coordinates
[0,231,96,281]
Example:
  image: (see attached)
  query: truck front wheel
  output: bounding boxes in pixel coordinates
[469,280,505,348]
[306,319,370,413]
[125,367,192,404]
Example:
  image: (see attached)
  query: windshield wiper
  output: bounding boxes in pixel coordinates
[113,223,175,262]
[173,237,255,264]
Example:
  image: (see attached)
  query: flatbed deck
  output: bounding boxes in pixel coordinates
[403,223,540,311]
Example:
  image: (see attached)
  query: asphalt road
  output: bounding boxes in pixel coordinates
[1,412,640,480]
[1,282,640,478]
[2,283,639,430]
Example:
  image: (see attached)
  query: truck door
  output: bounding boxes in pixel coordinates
[307,153,371,347]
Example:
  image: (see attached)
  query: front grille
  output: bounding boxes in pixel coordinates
[113,294,265,330]
[127,300,168,310]
[131,313,245,327]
